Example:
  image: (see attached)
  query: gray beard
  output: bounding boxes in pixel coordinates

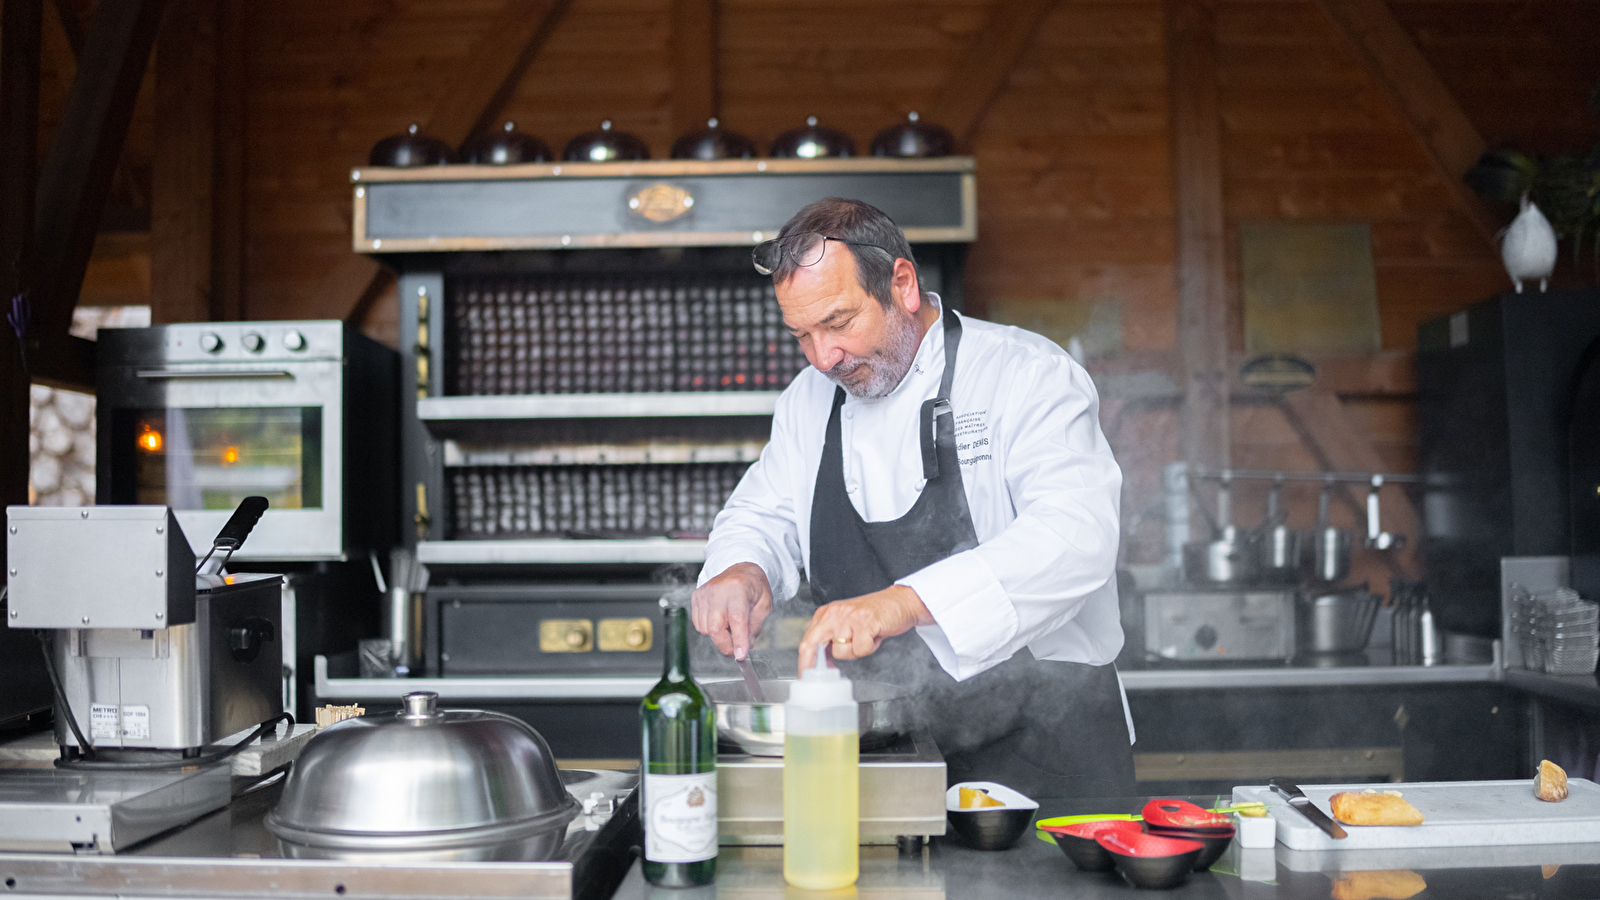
[824,306,922,399]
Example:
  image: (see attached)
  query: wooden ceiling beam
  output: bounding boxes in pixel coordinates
[2,0,45,548]
[1309,0,1500,244]
[337,0,573,328]
[925,0,1058,146]
[1167,0,1231,477]
[671,0,718,139]
[31,0,167,387]
[423,0,573,147]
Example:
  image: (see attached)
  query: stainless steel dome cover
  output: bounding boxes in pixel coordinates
[266,692,579,850]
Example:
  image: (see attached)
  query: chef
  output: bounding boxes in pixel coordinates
[691,198,1134,797]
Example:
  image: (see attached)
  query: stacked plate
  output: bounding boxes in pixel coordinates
[1513,587,1599,675]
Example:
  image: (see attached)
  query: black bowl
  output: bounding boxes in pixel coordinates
[947,806,1034,851]
[1098,832,1204,890]
[1041,821,1138,872]
[1145,826,1234,871]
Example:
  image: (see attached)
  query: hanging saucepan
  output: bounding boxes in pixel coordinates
[459,121,551,165]
[562,120,650,162]
[368,124,453,167]
[1182,476,1260,585]
[1256,478,1303,584]
[671,117,756,160]
[870,111,956,158]
[769,116,856,159]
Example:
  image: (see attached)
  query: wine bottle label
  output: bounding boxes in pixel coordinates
[644,771,718,863]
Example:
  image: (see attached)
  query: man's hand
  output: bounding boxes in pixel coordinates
[797,585,934,673]
[690,562,773,660]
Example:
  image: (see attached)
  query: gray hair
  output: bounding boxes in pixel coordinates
[768,198,924,309]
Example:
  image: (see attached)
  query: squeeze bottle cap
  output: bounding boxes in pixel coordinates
[788,644,854,707]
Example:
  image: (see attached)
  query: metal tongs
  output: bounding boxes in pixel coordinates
[196,496,270,584]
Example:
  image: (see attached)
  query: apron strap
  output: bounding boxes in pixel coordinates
[920,308,964,481]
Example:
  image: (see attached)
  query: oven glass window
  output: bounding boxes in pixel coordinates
[125,407,322,510]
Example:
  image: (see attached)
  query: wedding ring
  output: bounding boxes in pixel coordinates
[833,638,850,644]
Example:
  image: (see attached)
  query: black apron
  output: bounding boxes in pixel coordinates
[807,308,1135,799]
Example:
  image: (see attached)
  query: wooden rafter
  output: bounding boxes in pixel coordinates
[1278,390,1422,579]
[424,0,572,145]
[670,0,718,138]
[334,0,573,326]
[1167,0,1231,475]
[925,0,1058,146]
[1310,0,1499,244]
[31,0,167,387]
[2,0,44,546]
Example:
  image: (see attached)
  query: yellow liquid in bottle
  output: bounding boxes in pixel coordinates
[783,731,859,890]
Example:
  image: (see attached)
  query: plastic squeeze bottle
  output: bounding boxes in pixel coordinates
[783,644,859,890]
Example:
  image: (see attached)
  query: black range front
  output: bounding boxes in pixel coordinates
[424,583,668,677]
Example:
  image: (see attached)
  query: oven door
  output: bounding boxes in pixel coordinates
[99,361,346,560]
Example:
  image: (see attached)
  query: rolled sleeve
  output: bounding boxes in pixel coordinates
[897,549,1016,680]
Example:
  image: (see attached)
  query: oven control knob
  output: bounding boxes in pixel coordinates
[283,330,307,351]
[242,332,265,352]
[200,332,224,353]
[1193,624,1218,651]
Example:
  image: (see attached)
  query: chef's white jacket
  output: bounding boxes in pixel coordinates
[699,301,1127,689]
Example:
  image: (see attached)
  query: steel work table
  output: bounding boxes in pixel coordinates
[611,795,1600,900]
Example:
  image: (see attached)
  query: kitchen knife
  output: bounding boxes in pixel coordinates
[1269,778,1348,840]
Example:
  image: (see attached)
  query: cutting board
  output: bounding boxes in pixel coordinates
[1232,779,1600,850]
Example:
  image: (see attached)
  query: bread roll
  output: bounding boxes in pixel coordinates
[1329,790,1424,826]
[1535,759,1569,802]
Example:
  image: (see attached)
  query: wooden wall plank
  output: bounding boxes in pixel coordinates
[925,0,1058,145]
[1309,0,1498,242]
[671,0,718,137]
[31,0,166,386]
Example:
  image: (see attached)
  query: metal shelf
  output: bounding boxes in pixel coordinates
[314,657,662,701]
[417,538,707,565]
[418,392,781,422]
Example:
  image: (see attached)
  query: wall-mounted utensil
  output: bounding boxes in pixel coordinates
[1365,474,1405,550]
[1310,480,1351,583]
[1257,477,1302,584]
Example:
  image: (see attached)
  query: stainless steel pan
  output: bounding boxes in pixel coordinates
[704,679,905,757]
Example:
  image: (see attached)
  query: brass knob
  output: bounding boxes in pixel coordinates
[566,628,587,649]
[626,624,647,647]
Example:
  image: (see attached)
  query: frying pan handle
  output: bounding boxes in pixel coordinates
[215,496,269,551]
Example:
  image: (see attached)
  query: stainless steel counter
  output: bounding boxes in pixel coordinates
[0,769,639,900]
[610,795,1600,900]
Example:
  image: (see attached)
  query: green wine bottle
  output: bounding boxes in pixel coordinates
[640,600,717,886]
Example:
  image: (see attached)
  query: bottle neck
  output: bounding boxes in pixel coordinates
[662,605,690,682]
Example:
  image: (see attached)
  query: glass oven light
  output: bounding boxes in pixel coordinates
[138,426,163,453]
